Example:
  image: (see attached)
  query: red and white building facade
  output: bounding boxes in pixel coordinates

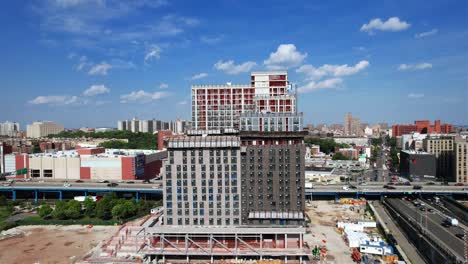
[4,147,166,181]
[191,71,296,131]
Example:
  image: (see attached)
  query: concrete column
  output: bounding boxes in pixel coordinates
[59,191,62,201]
[12,190,16,201]
[34,190,38,204]
[136,192,139,203]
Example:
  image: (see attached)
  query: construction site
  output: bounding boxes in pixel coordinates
[74,198,408,264]
[81,213,310,263]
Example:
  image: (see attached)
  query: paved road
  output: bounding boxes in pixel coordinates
[372,201,427,264]
[386,198,465,260]
[2,181,466,193]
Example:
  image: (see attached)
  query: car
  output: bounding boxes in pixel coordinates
[420,207,426,211]
[142,179,151,184]
[455,182,464,186]
[348,185,357,189]
[428,208,434,213]
[99,180,110,183]
[455,233,465,240]
[2,183,12,187]
[107,183,118,187]
[387,234,398,245]
[75,180,84,183]
[442,222,451,228]
[152,186,160,189]
[426,182,436,185]
[413,185,422,190]
[63,182,71,187]
[126,181,134,184]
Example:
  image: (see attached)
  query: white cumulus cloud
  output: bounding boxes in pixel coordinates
[398,63,432,71]
[360,17,410,34]
[298,78,343,93]
[408,93,425,99]
[120,90,169,103]
[214,60,257,75]
[159,83,169,89]
[29,95,79,105]
[264,44,307,70]
[178,100,188,105]
[191,73,208,80]
[297,60,370,80]
[83,84,110,96]
[415,28,438,39]
[88,62,112,75]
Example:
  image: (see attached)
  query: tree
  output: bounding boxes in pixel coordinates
[37,203,53,218]
[65,200,82,219]
[111,204,127,220]
[332,152,350,160]
[52,201,68,219]
[96,195,113,220]
[83,197,96,217]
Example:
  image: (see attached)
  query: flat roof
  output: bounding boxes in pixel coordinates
[146,226,305,235]
[28,148,163,158]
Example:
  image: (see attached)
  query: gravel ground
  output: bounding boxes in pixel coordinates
[0,225,118,264]
[304,200,363,264]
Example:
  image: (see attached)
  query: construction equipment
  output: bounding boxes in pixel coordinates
[352,248,362,263]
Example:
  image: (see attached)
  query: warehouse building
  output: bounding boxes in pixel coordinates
[4,147,166,181]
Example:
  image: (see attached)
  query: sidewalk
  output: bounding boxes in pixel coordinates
[371,201,427,264]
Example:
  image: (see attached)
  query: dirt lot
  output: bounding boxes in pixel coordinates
[0,225,118,264]
[304,200,363,264]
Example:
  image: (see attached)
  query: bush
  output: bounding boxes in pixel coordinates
[37,204,53,218]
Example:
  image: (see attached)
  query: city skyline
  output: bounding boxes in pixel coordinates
[1,0,467,128]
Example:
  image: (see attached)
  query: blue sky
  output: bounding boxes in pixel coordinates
[1,0,467,128]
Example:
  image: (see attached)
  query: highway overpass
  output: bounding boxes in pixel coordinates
[0,182,466,202]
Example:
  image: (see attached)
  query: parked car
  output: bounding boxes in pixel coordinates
[143,179,151,184]
[413,185,422,190]
[455,182,464,186]
[99,180,110,183]
[426,182,436,185]
[75,180,84,183]
[107,183,118,187]
[63,182,71,187]
[126,181,135,184]
[455,233,465,240]
[387,234,398,245]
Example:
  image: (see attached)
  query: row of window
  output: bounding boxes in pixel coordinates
[167,217,240,226]
[166,208,240,217]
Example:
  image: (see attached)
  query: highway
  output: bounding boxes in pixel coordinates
[385,198,466,260]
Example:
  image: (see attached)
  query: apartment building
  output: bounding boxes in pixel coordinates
[423,136,455,181]
[0,121,20,137]
[191,71,296,131]
[455,140,468,183]
[26,121,64,138]
[163,136,241,226]
[239,131,306,226]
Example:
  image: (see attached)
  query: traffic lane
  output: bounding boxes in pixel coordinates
[417,198,467,232]
[387,198,464,259]
[11,182,162,190]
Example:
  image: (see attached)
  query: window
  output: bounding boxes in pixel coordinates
[31,169,40,177]
[43,169,53,178]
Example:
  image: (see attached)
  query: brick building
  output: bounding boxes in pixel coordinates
[392,120,453,137]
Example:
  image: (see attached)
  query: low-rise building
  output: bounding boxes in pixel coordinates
[5,147,166,181]
[399,150,436,181]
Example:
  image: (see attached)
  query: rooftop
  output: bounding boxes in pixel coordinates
[28,148,162,158]
[401,150,432,155]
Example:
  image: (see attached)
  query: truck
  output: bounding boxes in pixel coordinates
[444,217,459,227]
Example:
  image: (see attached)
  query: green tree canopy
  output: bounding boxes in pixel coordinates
[332,152,350,160]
